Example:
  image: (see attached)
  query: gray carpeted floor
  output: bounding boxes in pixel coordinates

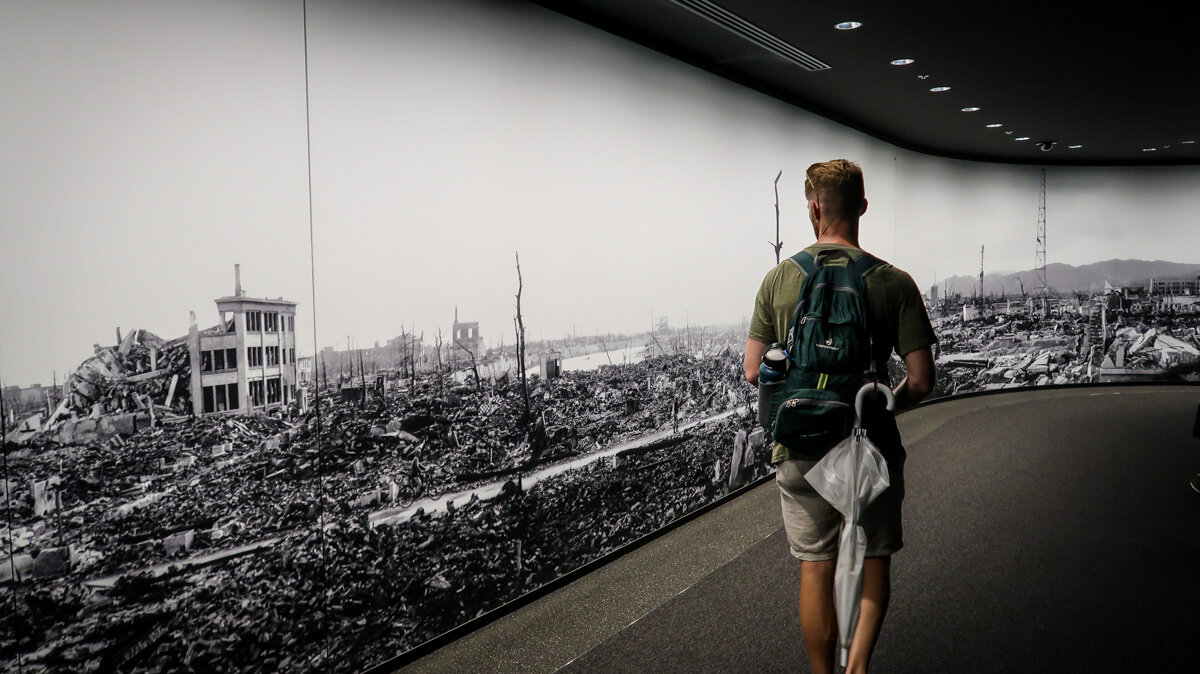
[560,388,1200,673]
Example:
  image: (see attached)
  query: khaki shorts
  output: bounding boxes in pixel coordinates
[776,458,904,561]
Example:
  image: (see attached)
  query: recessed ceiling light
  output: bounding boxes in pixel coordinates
[961,107,981,112]
[1068,145,1083,149]
[1183,140,1196,144]
[986,123,1003,128]
[1015,137,1031,141]
[918,74,930,80]
[890,58,915,66]
[929,86,951,92]
[1142,147,1157,152]
[835,21,863,30]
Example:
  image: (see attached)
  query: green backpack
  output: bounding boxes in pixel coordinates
[768,249,885,459]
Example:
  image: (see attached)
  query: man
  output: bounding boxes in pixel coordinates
[743,159,937,674]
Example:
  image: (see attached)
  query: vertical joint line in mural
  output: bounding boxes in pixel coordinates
[300,0,328,659]
[1,376,23,674]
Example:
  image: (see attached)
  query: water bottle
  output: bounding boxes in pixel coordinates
[758,343,789,432]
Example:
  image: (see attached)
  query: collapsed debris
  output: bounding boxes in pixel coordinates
[6,329,192,446]
[67,329,191,417]
[919,305,1200,396]
[1,329,769,673]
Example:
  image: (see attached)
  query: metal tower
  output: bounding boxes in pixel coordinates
[1036,168,1047,295]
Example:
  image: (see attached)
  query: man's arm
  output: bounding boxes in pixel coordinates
[892,346,935,411]
[744,337,768,387]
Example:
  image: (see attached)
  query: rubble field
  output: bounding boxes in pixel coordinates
[8,309,1193,672]
[2,348,767,673]
[910,309,1200,397]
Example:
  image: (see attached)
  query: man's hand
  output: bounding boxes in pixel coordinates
[892,346,935,411]
[744,338,768,387]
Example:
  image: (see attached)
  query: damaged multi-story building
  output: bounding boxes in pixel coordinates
[187,265,299,415]
[452,307,481,362]
[1150,276,1200,296]
[2,382,60,418]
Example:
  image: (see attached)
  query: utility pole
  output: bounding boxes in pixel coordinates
[770,170,784,264]
[358,350,366,408]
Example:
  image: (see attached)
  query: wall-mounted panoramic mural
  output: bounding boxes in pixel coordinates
[3,1,1199,672]
[891,161,1200,397]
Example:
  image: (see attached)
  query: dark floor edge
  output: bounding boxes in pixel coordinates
[364,471,777,674]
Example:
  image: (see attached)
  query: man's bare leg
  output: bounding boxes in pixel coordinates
[799,559,837,674]
[846,556,892,674]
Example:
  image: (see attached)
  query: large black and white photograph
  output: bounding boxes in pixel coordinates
[279,0,845,666]
[1,1,324,670]
[3,1,1200,673]
[890,161,1200,397]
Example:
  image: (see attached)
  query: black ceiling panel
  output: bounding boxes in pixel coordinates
[532,0,1200,165]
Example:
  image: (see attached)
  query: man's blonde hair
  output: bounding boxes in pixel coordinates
[805,159,865,222]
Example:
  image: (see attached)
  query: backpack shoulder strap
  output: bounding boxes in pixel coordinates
[848,252,887,374]
[786,251,818,277]
[851,252,887,279]
[784,252,820,354]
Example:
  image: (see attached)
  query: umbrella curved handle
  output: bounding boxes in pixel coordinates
[854,381,895,423]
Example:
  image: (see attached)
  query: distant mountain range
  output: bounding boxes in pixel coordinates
[941,259,1200,296]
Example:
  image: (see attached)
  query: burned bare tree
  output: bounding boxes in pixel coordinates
[648,331,668,357]
[514,251,531,428]
[358,349,367,408]
[403,328,420,396]
[456,339,483,392]
[434,327,445,398]
[396,328,409,395]
[770,170,784,264]
[596,334,614,366]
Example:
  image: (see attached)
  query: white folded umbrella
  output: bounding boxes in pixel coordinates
[805,382,894,667]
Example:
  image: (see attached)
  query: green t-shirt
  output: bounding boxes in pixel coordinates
[748,243,937,462]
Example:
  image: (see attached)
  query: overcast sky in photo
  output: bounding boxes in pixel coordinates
[0,0,313,388]
[3,0,1199,387]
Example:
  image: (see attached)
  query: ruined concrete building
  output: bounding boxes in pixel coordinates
[296,355,315,385]
[2,383,59,417]
[1150,276,1200,296]
[187,265,298,415]
[541,350,563,379]
[452,307,481,360]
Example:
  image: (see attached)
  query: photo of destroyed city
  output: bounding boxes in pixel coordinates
[2,264,764,672]
[920,256,1200,396]
[3,2,781,668]
[4,1,1200,673]
[5,258,1198,672]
